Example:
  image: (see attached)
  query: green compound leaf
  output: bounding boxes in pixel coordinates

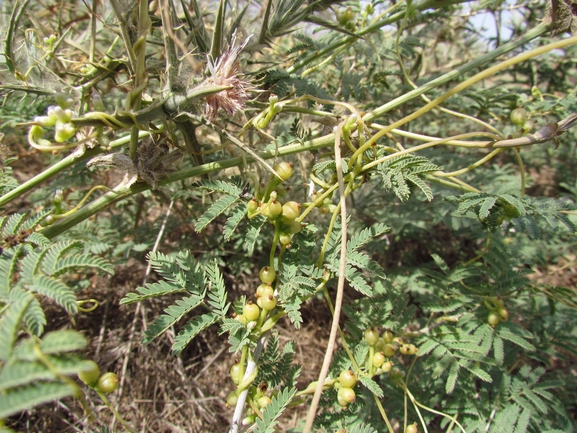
[0,296,33,362]
[40,330,87,354]
[39,240,82,275]
[29,275,77,314]
[0,382,77,419]
[142,293,204,344]
[359,375,383,398]
[254,387,297,433]
[195,194,238,232]
[195,179,243,196]
[245,215,266,256]
[172,312,220,355]
[0,354,83,390]
[120,280,187,305]
[223,203,247,241]
[205,260,229,315]
[50,254,113,277]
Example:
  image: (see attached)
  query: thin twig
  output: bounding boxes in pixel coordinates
[303,123,348,433]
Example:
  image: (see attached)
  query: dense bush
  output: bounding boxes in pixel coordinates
[1,0,577,432]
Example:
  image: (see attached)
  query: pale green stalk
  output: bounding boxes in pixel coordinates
[364,21,551,121]
[0,131,153,208]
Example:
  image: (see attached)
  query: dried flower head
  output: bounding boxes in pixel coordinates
[204,35,253,123]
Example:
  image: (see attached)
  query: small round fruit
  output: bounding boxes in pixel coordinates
[257,395,272,408]
[375,337,386,351]
[244,302,260,321]
[256,283,274,299]
[78,360,100,386]
[522,120,535,133]
[488,312,500,327]
[260,294,277,311]
[407,344,418,355]
[364,328,379,346]
[242,415,256,425]
[259,266,277,284]
[247,198,259,214]
[406,422,418,433]
[338,370,357,388]
[491,297,505,308]
[45,215,55,226]
[510,107,528,126]
[383,344,396,357]
[381,361,393,372]
[279,233,292,246]
[263,200,282,219]
[287,220,303,234]
[399,344,412,355]
[274,162,294,181]
[382,330,394,343]
[498,308,509,321]
[235,314,248,325]
[230,363,243,385]
[226,391,238,406]
[337,387,356,407]
[281,201,301,221]
[372,352,385,368]
[97,372,119,394]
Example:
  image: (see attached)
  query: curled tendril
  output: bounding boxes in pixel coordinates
[83,111,132,129]
[78,299,100,312]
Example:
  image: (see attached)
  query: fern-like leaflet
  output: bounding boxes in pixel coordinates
[377,154,442,202]
[0,212,114,418]
[121,252,230,355]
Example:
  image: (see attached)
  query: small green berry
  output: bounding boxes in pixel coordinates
[488,312,500,327]
[274,162,293,181]
[97,372,119,394]
[337,387,355,407]
[338,370,357,388]
[259,266,276,284]
[364,328,379,346]
[244,302,260,321]
[78,360,100,386]
[510,107,528,126]
[372,352,385,368]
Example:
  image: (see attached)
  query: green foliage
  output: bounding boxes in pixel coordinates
[0,330,88,419]
[122,253,229,355]
[255,333,300,388]
[254,386,297,433]
[377,155,443,202]
[2,0,577,431]
[0,211,112,420]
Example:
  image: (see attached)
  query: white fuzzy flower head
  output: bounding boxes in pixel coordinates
[204,35,253,123]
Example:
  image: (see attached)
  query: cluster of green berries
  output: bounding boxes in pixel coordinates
[335,369,358,408]
[309,190,337,215]
[226,380,274,424]
[235,266,280,328]
[484,297,509,327]
[510,107,538,135]
[77,360,119,394]
[228,267,281,417]
[247,162,304,246]
[365,328,417,363]
[41,189,65,227]
[31,95,77,145]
